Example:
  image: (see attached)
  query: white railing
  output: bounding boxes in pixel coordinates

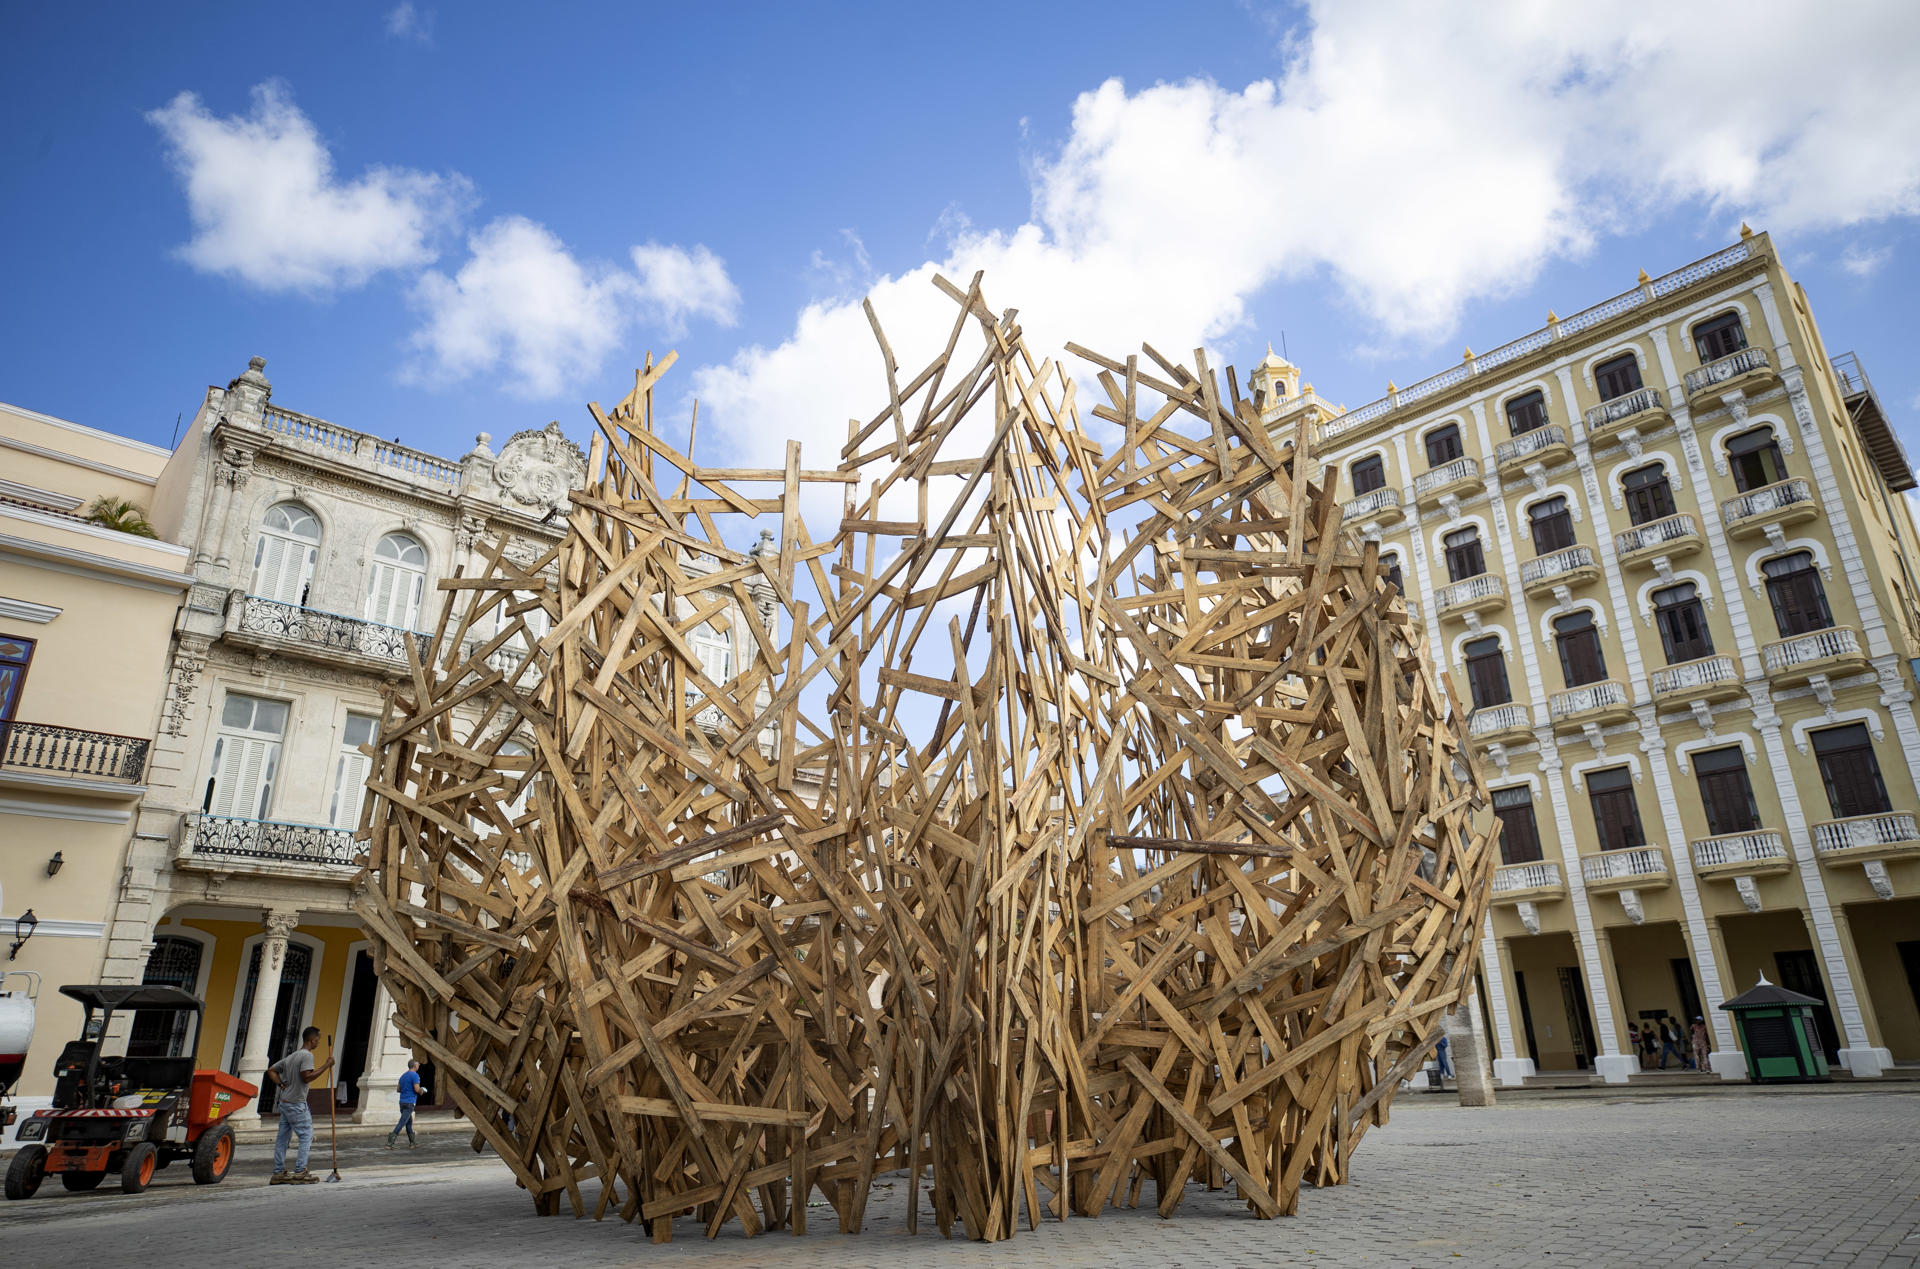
[1549,679,1630,721]
[1436,572,1504,613]
[1315,241,1753,446]
[1584,387,1666,432]
[1812,812,1920,854]
[1761,625,1862,675]
[1615,513,1700,556]
[1649,654,1740,697]
[1691,831,1788,870]
[1521,545,1596,587]
[259,404,462,487]
[1494,424,1569,468]
[1492,860,1562,893]
[1581,847,1668,884]
[1342,487,1402,521]
[1685,346,1772,396]
[1413,456,1480,499]
[1469,703,1531,738]
[1721,477,1814,528]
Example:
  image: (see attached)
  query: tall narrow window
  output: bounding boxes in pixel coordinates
[1528,497,1576,554]
[1492,786,1544,865]
[1424,424,1464,467]
[1693,746,1759,836]
[689,621,734,689]
[366,533,428,630]
[1554,611,1607,687]
[329,714,377,830]
[1692,312,1748,362]
[0,634,34,724]
[1727,427,1788,492]
[1621,464,1677,525]
[1586,766,1645,851]
[1350,455,1386,495]
[1464,636,1511,709]
[204,693,288,821]
[1762,553,1833,637]
[1443,527,1485,582]
[1381,552,1404,594]
[1505,391,1547,436]
[251,503,321,606]
[1594,354,1643,401]
[1652,582,1714,663]
[1811,724,1892,819]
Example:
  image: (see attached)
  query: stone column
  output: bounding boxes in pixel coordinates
[1589,927,1638,1084]
[1449,993,1498,1107]
[238,908,299,1122]
[352,977,411,1125]
[1699,916,1750,1080]
[1808,907,1891,1077]
[1489,937,1537,1086]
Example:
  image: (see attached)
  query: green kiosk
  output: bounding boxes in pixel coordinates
[1719,974,1832,1083]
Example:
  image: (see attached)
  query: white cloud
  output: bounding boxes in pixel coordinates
[408,218,738,398]
[696,1,1920,471]
[1841,245,1892,278]
[385,2,433,43]
[148,81,467,293]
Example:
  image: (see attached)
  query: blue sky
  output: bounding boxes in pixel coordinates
[5,2,1920,469]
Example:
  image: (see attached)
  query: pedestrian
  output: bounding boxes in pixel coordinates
[1639,1022,1659,1070]
[1690,1015,1711,1070]
[1434,1032,1454,1079]
[387,1059,427,1149]
[268,1026,331,1185]
[1658,1016,1688,1069]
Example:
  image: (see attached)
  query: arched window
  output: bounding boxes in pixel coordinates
[1442,527,1485,582]
[689,621,734,690]
[1505,390,1547,436]
[128,936,204,1057]
[1527,496,1575,554]
[1381,551,1404,594]
[1350,455,1386,495]
[1621,464,1676,525]
[366,533,428,630]
[1727,427,1788,493]
[1762,552,1833,637]
[1651,582,1713,663]
[1554,611,1607,687]
[1463,636,1510,710]
[1692,312,1747,362]
[251,503,321,606]
[1594,353,1643,401]
[1424,424,1464,467]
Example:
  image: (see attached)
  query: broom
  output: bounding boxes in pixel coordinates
[325,1032,342,1182]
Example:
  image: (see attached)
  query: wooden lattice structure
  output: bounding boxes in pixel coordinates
[356,275,1496,1242]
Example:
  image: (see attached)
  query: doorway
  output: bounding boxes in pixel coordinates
[1558,966,1598,1070]
[1774,949,1842,1061]
[229,940,313,1112]
[1515,970,1540,1065]
[334,950,378,1108]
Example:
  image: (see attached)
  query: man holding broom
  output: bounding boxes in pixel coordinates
[267,1027,331,1185]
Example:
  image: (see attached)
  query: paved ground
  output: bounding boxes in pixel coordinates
[3,1087,1916,1267]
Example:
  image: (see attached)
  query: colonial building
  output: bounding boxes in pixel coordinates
[0,400,190,1121]
[1274,227,1920,1083]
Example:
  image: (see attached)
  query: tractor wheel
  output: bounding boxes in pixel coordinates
[120,1142,158,1194]
[61,1170,105,1191]
[5,1145,47,1200]
[191,1123,234,1185]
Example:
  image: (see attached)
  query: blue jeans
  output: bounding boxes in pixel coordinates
[274,1102,314,1173]
[390,1102,416,1141]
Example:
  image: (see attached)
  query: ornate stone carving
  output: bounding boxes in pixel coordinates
[455,513,488,552]
[1619,889,1645,925]
[163,634,212,737]
[1734,876,1764,913]
[490,422,587,516]
[218,445,257,490]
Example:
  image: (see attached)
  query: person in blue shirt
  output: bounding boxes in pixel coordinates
[386,1060,427,1149]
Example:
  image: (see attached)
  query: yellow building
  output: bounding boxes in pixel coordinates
[0,401,191,1114]
[1282,228,1920,1083]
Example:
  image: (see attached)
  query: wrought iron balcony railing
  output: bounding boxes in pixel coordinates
[182,812,361,868]
[1,720,150,783]
[240,595,419,664]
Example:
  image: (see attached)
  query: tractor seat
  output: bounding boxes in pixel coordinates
[52,1039,98,1108]
[123,1055,195,1093]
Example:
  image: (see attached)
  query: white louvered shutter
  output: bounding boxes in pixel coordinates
[211,735,278,818]
[330,750,373,829]
[366,561,401,625]
[253,534,290,600]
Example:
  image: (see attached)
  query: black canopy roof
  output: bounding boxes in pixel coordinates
[59,984,204,1012]
[1720,977,1823,1011]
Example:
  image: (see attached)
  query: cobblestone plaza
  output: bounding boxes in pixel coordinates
[3,1089,1915,1266]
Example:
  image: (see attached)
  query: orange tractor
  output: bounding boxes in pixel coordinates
[5,985,256,1199]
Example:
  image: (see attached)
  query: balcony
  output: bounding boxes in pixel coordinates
[1761,625,1870,686]
[1685,347,1777,406]
[1650,654,1744,706]
[1615,513,1704,568]
[229,594,421,676]
[1,720,150,795]
[1341,487,1404,526]
[1811,812,1920,863]
[1691,830,1792,879]
[1468,703,1534,746]
[1520,545,1600,595]
[1491,860,1567,903]
[1584,388,1669,446]
[174,812,362,878]
[1549,679,1633,730]
[1580,846,1672,893]
[1494,425,1572,474]
[1412,456,1484,508]
[1720,478,1818,538]
[1435,572,1507,619]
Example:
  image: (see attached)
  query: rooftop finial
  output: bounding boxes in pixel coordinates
[1740,221,1754,239]
[1462,346,1474,361]
[1637,268,1651,285]
[1547,309,1559,323]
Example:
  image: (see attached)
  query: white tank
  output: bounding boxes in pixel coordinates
[0,986,33,1088]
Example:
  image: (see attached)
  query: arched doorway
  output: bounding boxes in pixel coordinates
[128,935,204,1058]
[229,940,313,1112]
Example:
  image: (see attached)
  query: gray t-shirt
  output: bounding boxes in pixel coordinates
[271,1048,316,1101]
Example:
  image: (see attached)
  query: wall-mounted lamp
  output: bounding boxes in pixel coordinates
[46,852,63,877]
[7,909,37,961]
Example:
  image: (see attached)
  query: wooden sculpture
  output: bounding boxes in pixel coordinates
[355,275,1496,1243]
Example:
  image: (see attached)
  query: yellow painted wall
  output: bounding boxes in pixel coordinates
[1844,898,1920,1060]
[1507,932,1585,1071]
[1606,921,1694,1036]
[177,918,360,1078]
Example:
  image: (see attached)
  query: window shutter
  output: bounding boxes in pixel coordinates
[367,562,398,625]
[330,750,373,829]
[254,534,289,601]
